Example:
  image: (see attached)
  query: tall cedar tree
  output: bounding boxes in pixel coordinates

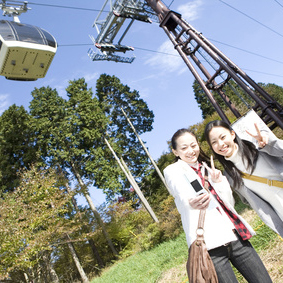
[0,105,39,194]
[29,79,119,257]
[94,74,154,200]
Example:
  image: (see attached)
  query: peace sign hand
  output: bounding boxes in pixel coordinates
[246,123,269,148]
[202,155,222,183]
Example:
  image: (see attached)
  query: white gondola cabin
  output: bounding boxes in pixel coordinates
[0,20,57,81]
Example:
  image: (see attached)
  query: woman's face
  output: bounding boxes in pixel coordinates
[172,132,200,164]
[208,126,236,158]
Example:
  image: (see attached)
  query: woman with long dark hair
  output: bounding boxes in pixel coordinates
[205,120,283,236]
[164,128,272,283]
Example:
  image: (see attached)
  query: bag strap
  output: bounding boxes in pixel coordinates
[198,209,206,229]
[196,167,208,235]
[242,172,283,188]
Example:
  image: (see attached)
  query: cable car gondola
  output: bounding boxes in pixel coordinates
[0,19,57,81]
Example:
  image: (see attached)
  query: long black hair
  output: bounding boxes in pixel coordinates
[171,128,211,165]
[204,120,258,189]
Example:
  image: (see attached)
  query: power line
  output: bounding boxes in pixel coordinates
[58,42,283,78]
[168,0,175,8]
[273,0,283,8]
[6,0,106,12]
[15,1,282,79]
[58,41,283,65]
[242,68,283,78]
[133,46,179,56]
[208,38,283,65]
[58,43,93,47]
[219,0,283,38]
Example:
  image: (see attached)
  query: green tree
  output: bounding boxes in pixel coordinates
[0,105,39,194]
[193,79,283,120]
[193,80,217,119]
[258,82,283,106]
[29,79,118,257]
[94,74,155,200]
[0,166,80,279]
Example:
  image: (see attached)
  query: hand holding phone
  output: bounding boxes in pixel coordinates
[189,193,211,209]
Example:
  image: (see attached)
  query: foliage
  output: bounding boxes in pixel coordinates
[138,152,174,208]
[157,195,182,240]
[95,192,182,260]
[193,79,283,119]
[104,200,157,257]
[29,79,108,174]
[94,74,155,200]
[0,105,40,194]
[258,82,283,106]
[0,166,83,276]
[193,80,217,119]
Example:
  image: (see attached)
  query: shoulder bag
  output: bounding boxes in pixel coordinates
[187,168,218,282]
[186,209,218,282]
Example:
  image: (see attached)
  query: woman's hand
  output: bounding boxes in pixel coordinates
[189,193,211,210]
[246,123,269,148]
[203,155,222,183]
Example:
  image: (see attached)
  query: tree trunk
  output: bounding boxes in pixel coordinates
[63,175,105,268]
[49,171,89,283]
[42,251,59,283]
[71,161,118,257]
[89,238,104,269]
[66,235,89,283]
[23,272,29,283]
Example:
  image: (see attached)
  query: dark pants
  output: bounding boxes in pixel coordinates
[208,236,272,283]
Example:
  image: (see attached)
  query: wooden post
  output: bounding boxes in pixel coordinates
[104,137,159,223]
[120,107,169,191]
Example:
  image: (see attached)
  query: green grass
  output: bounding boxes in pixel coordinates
[91,209,283,283]
[91,233,188,283]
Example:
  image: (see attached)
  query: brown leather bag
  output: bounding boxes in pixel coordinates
[186,209,218,283]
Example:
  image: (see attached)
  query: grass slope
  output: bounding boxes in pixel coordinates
[91,209,283,283]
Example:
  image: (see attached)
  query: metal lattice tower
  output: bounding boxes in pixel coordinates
[88,0,156,63]
[144,0,283,130]
[91,0,283,131]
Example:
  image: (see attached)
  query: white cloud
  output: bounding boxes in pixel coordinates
[83,72,100,83]
[143,0,204,74]
[49,71,99,98]
[177,0,203,21]
[0,94,9,114]
[144,40,185,74]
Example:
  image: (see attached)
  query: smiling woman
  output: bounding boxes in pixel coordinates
[163,127,272,283]
[205,120,283,237]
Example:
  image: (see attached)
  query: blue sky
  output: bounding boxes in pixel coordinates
[1,0,283,205]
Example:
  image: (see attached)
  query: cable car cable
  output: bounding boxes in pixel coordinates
[58,41,283,66]
[4,0,106,12]
[273,0,283,9]
[208,38,283,65]
[219,0,283,38]
[57,43,283,78]
[168,0,175,8]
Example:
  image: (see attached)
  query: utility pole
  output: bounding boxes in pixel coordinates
[120,107,169,191]
[104,137,159,223]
